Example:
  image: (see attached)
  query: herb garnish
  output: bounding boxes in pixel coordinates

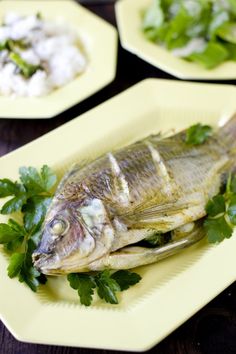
[204,174,236,243]
[67,270,141,306]
[9,52,41,78]
[185,123,213,145]
[0,166,57,291]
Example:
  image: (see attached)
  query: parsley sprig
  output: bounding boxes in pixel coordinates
[67,270,141,306]
[204,174,236,243]
[185,123,213,145]
[0,165,57,291]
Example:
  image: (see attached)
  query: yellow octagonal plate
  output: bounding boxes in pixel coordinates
[0,79,236,351]
[116,0,236,80]
[0,0,117,119]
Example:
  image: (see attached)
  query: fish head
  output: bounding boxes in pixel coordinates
[32,198,115,274]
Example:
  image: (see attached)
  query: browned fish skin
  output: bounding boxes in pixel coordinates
[33,115,236,274]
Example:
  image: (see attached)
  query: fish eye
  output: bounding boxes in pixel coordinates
[49,218,69,236]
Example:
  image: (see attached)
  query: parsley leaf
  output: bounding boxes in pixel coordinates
[20,166,45,194]
[0,222,22,243]
[8,218,26,234]
[4,236,24,252]
[205,195,225,217]
[19,166,44,193]
[17,243,42,292]
[111,270,141,291]
[204,173,236,243]
[1,219,25,252]
[7,253,25,278]
[67,273,96,306]
[19,165,57,195]
[0,165,56,216]
[23,196,52,233]
[204,215,232,243]
[0,179,24,198]
[67,270,142,306]
[185,123,213,145]
[0,165,56,292]
[40,165,57,192]
[0,179,26,214]
[95,270,120,304]
[1,195,27,215]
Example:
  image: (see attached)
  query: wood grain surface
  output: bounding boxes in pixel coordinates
[0,2,236,354]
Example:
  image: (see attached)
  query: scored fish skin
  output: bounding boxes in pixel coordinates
[32,115,236,275]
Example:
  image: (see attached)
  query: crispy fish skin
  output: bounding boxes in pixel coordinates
[33,115,236,275]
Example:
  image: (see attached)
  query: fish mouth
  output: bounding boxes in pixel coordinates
[32,251,61,275]
[32,249,93,275]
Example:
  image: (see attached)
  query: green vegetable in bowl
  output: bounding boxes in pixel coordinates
[142,0,236,69]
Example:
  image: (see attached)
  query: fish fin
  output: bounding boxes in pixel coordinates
[89,222,205,270]
[119,191,206,231]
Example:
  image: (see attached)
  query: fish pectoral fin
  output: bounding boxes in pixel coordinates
[120,195,205,231]
[89,223,205,271]
[119,198,181,223]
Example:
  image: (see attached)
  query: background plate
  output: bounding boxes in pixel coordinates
[0,0,117,119]
[116,0,236,80]
[0,79,236,351]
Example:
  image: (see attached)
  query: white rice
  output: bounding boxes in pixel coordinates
[0,12,87,97]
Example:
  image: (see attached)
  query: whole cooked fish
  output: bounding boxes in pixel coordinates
[33,115,236,275]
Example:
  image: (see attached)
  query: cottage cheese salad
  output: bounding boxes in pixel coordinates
[0,12,87,97]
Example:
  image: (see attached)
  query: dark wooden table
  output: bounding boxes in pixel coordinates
[0,2,236,354]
